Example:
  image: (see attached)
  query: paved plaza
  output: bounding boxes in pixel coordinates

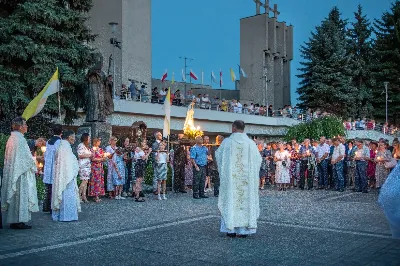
[1,188,399,266]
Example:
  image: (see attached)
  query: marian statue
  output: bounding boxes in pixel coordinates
[86,53,113,122]
[183,101,195,132]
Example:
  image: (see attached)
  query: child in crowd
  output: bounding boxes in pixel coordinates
[112,148,126,199]
[133,145,150,202]
[155,142,168,200]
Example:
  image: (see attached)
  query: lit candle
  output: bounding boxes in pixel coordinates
[103,152,110,158]
[41,146,46,153]
[377,156,382,161]
[38,163,43,168]
[306,150,310,156]
[93,147,98,152]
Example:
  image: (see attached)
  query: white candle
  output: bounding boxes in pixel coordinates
[41,146,46,153]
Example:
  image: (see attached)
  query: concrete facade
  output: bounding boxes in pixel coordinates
[87,0,152,95]
[239,5,293,109]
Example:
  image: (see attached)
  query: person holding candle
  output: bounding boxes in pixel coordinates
[155,142,169,200]
[89,138,106,202]
[331,138,346,192]
[274,142,291,191]
[367,142,378,188]
[133,145,150,202]
[345,140,357,190]
[105,136,118,199]
[42,124,63,213]
[316,136,330,190]
[299,139,314,190]
[112,148,126,200]
[353,139,370,193]
[375,142,393,189]
[77,133,92,203]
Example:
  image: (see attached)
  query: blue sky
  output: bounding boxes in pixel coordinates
[152,0,394,104]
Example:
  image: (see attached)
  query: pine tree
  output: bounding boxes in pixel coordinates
[297,7,356,118]
[372,1,400,124]
[0,0,95,132]
[347,4,374,119]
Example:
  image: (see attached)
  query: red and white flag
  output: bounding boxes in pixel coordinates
[219,69,223,87]
[189,69,198,81]
[161,70,168,82]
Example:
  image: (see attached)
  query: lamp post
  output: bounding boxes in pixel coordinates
[109,22,119,99]
[179,56,194,106]
[384,81,389,124]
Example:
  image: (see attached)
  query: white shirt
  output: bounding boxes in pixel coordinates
[134,150,145,160]
[332,143,345,162]
[316,143,330,160]
[159,90,166,96]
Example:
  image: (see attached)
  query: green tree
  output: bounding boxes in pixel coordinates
[347,4,374,119]
[372,1,400,124]
[0,0,95,133]
[297,7,356,117]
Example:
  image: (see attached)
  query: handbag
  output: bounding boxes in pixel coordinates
[385,158,398,169]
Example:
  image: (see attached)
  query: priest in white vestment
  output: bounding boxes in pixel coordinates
[51,130,81,222]
[42,124,63,212]
[216,120,262,238]
[1,117,39,229]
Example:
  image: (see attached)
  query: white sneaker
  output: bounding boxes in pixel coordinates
[162,194,167,200]
[115,195,120,200]
[122,192,127,197]
[119,196,126,200]
[157,195,162,201]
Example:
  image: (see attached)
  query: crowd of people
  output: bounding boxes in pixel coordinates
[256,136,400,193]
[0,118,265,238]
[1,117,400,239]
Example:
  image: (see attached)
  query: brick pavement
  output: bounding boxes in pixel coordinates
[0,188,399,265]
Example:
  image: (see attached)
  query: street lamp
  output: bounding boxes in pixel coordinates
[109,22,120,99]
[384,82,389,124]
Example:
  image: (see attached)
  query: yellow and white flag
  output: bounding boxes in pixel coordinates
[22,68,60,120]
[163,88,171,137]
[230,68,236,82]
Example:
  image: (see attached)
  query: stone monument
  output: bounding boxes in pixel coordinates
[240,0,293,108]
[76,53,113,149]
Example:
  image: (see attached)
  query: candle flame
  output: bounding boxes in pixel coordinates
[41,146,46,153]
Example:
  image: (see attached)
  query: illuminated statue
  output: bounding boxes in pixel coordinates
[183,101,203,139]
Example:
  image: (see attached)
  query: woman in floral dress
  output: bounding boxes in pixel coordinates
[89,138,105,202]
[375,142,393,188]
[184,148,193,188]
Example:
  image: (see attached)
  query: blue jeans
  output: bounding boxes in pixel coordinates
[318,160,328,187]
[332,161,344,190]
[355,161,368,192]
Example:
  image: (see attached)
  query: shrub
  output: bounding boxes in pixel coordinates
[285,116,345,142]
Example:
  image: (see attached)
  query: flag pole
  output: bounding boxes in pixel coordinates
[57,69,61,123]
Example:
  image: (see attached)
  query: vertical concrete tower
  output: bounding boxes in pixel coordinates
[240,0,293,108]
[87,0,152,93]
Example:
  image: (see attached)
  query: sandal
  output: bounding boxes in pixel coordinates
[135,198,145,202]
[95,198,102,203]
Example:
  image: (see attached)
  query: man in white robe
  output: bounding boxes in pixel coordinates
[42,124,62,212]
[216,120,262,238]
[1,117,39,229]
[51,130,81,222]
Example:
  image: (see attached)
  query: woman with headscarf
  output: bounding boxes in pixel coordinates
[52,130,80,222]
[375,142,393,189]
[89,138,106,202]
[105,136,118,199]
